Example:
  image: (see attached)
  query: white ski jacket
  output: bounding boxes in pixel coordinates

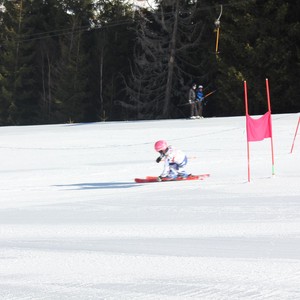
[160,146,187,177]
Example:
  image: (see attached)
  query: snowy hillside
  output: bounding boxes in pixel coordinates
[0,114,299,299]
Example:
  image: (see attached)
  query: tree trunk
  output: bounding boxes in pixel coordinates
[99,46,104,120]
[47,52,52,120]
[163,0,179,118]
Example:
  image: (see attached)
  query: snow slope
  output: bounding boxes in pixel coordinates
[0,114,299,299]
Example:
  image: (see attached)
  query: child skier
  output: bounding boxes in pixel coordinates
[154,140,190,181]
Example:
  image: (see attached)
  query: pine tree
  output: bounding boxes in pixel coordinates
[123,0,214,120]
[50,0,94,123]
[88,0,135,121]
[212,0,300,116]
[0,0,40,125]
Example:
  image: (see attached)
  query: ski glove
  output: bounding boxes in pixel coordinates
[156,156,162,163]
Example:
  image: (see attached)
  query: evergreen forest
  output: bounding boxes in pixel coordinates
[0,0,299,125]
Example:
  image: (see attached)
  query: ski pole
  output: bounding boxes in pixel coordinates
[178,90,217,107]
[203,90,217,99]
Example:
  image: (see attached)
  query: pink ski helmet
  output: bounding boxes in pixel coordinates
[154,140,168,152]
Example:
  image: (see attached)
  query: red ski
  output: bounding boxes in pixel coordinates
[134,174,210,183]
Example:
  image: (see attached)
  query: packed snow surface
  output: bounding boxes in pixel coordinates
[0,114,299,299]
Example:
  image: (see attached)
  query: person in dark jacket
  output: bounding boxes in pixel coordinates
[188,83,198,119]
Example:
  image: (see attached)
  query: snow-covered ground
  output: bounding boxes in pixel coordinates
[0,114,299,299]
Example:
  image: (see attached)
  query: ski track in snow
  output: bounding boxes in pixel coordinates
[0,114,299,299]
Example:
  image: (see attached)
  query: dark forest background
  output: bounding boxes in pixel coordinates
[0,0,299,125]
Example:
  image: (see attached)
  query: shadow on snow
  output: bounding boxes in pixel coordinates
[54,181,137,190]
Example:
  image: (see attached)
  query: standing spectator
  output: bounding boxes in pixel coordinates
[196,85,204,118]
[188,83,198,119]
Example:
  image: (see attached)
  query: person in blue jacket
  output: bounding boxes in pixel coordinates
[195,85,204,118]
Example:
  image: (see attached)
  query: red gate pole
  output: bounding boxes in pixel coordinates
[290,117,300,154]
[265,79,275,176]
[244,81,251,182]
